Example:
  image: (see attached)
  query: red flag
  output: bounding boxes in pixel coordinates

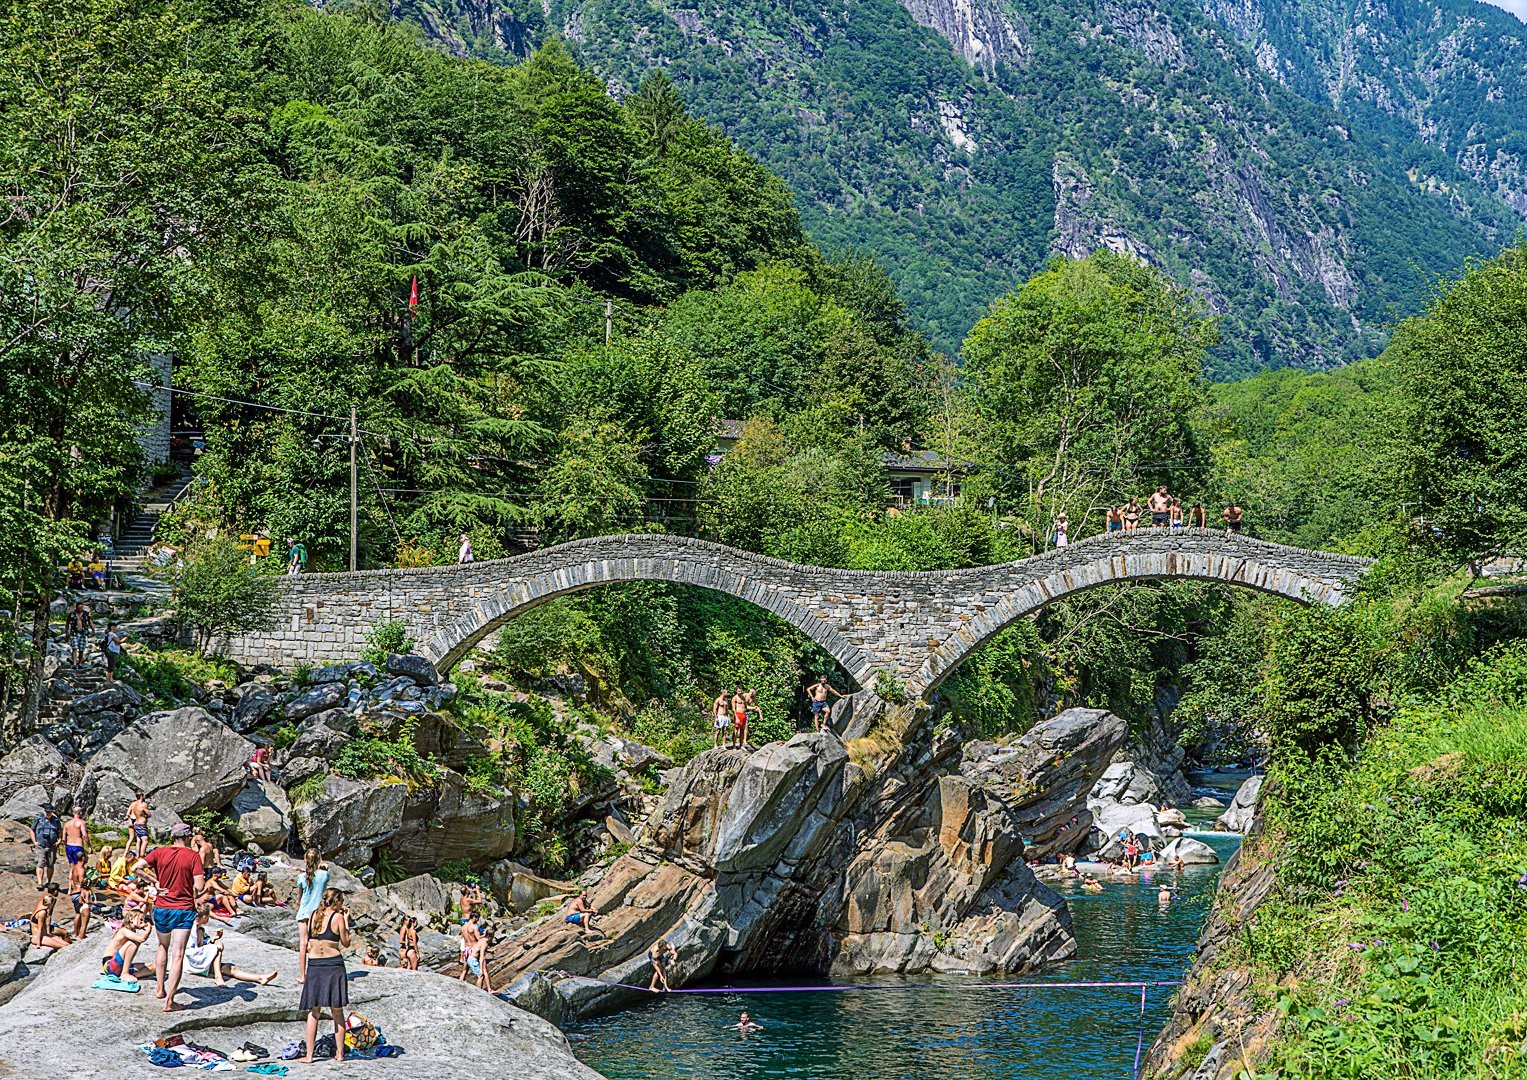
[408,275,419,311]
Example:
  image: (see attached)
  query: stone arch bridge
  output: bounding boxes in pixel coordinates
[221,530,1371,702]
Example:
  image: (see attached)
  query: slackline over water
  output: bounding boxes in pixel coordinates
[541,973,1180,1079]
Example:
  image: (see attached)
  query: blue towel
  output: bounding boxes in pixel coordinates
[92,975,141,993]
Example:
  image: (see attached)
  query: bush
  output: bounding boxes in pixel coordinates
[171,539,277,652]
[332,727,438,783]
[360,618,414,665]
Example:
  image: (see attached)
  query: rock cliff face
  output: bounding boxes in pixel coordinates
[1143,773,1276,1079]
[1090,712,1192,809]
[497,704,1126,1022]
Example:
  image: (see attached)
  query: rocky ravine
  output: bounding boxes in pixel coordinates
[497,702,1128,1024]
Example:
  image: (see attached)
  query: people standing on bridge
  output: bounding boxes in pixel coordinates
[1122,499,1141,531]
[1169,497,1184,528]
[1148,486,1172,527]
[1223,503,1244,534]
[1188,502,1207,528]
[458,533,474,564]
[1054,513,1068,548]
[712,690,731,748]
[286,538,307,575]
[805,676,845,731]
[1106,505,1124,533]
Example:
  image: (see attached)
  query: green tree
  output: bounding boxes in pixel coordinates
[1387,244,1527,564]
[961,252,1216,540]
[171,540,278,653]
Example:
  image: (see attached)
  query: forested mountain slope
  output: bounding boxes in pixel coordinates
[397,0,1523,372]
[1203,0,1527,216]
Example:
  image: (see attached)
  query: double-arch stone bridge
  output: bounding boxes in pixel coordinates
[222,529,1371,701]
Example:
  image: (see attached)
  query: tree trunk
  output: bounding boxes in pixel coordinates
[17,590,51,739]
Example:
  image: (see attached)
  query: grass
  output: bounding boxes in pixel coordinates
[1219,646,1527,1080]
[289,774,328,805]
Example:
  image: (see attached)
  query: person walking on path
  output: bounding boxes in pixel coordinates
[804,677,845,732]
[1223,503,1244,533]
[126,793,152,859]
[458,533,474,564]
[66,601,93,668]
[101,621,127,683]
[299,889,350,1064]
[30,803,62,890]
[711,690,730,748]
[294,849,329,986]
[138,822,206,1013]
[1148,486,1172,528]
[62,807,88,893]
[286,538,307,575]
[459,913,492,991]
[648,939,678,992]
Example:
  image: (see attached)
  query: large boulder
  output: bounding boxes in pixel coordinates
[483,860,578,914]
[713,732,849,873]
[375,873,452,920]
[928,873,1076,975]
[386,652,440,686]
[388,770,516,872]
[644,747,752,866]
[1087,799,1166,860]
[0,736,69,790]
[283,681,347,722]
[230,683,278,733]
[0,784,67,823]
[230,779,292,852]
[962,707,1127,858]
[82,707,254,824]
[293,775,408,866]
[1158,836,1220,865]
[1216,775,1264,833]
[0,925,604,1080]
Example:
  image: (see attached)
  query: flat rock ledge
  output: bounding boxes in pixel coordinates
[0,926,604,1079]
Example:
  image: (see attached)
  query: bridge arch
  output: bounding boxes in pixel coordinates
[416,538,881,687]
[912,537,1367,697]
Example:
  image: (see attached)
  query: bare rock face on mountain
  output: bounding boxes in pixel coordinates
[230,778,292,852]
[1090,712,1192,808]
[1216,775,1263,834]
[83,707,254,827]
[961,707,1128,858]
[293,774,408,866]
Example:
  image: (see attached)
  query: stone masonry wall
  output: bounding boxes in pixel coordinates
[218,530,1371,695]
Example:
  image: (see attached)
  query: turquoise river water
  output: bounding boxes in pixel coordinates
[571,773,1248,1080]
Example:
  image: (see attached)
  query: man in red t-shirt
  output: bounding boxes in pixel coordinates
[135,822,205,1012]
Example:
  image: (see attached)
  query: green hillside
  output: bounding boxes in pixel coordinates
[397,0,1522,373]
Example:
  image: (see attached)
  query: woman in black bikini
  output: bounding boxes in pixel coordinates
[300,889,350,1064]
[398,916,420,971]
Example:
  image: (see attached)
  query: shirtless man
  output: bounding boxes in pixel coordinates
[565,890,600,938]
[648,938,678,992]
[1148,486,1171,527]
[734,1012,762,1034]
[1106,505,1124,533]
[102,909,152,982]
[711,690,730,749]
[126,793,151,859]
[62,807,88,893]
[730,687,749,749]
[1223,503,1244,533]
[805,677,844,732]
[1187,502,1207,528]
[192,827,219,872]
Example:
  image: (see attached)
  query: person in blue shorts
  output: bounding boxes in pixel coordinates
[804,677,845,732]
[565,891,600,938]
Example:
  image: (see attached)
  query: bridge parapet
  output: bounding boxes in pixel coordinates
[220,529,1372,700]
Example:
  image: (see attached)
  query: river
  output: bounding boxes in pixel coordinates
[570,773,1248,1080]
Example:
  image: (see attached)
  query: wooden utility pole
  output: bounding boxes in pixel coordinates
[349,404,358,572]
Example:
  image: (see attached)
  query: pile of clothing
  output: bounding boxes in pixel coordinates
[139,1039,281,1071]
[274,1012,404,1061]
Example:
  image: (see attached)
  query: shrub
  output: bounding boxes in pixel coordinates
[171,538,277,653]
[360,618,414,665]
[289,774,327,805]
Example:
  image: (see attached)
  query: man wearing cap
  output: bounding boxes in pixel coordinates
[29,803,62,890]
[134,823,205,1013]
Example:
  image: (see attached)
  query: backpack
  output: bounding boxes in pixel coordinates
[292,543,307,567]
[343,1013,381,1051]
[32,815,60,847]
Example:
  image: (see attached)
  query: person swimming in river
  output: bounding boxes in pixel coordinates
[734,1012,762,1034]
[1158,885,1174,904]
[1082,878,1104,894]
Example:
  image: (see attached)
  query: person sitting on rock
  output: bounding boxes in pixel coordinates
[565,890,601,939]
[183,906,277,987]
[191,827,220,871]
[30,884,72,949]
[361,944,383,967]
[102,909,152,982]
[247,745,272,783]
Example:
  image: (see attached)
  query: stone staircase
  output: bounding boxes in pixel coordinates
[112,465,196,570]
[38,665,111,724]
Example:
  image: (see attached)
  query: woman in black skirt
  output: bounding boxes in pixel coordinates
[299,889,350,1063]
